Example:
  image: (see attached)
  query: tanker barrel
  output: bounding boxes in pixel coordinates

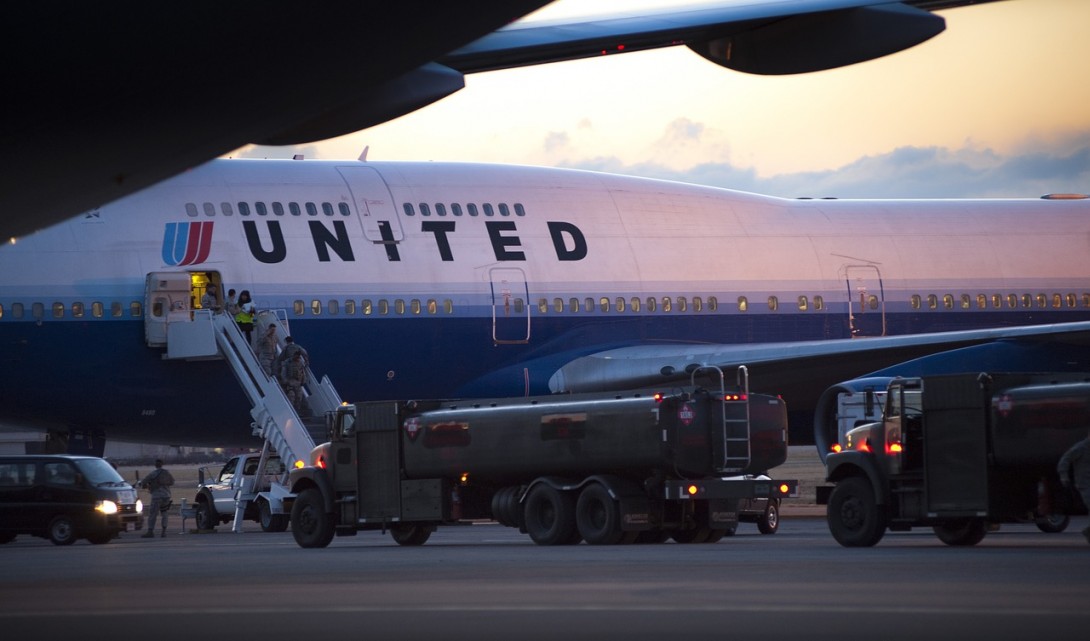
[990,381,1090,466]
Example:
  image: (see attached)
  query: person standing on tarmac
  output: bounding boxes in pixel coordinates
[139,459,174,538]
[1057,429,1090,544]
[256,323,279,377]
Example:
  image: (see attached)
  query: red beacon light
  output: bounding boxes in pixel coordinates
[653,392,665,403]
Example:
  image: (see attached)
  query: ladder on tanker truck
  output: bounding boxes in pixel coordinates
[691,365,752,473]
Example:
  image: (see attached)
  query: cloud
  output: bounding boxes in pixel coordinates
[543,131,570,154]
[561,135,1090,198]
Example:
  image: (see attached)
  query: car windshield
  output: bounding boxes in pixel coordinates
[74,458,128,487]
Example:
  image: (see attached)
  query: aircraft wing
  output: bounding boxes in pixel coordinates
[2,0,1000,243]
[445,0,996,76]
[548,320,1090,417]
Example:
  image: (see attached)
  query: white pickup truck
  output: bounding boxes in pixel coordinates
[192,453,288,532]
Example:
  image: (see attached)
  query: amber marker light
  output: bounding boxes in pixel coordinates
[831,443,842,453]
[294,460,305,469]
[888,443,903,454]
[687,485,699,496]
[779,484,790,495]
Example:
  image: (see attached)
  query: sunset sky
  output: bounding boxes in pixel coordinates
[234,0,1090,198]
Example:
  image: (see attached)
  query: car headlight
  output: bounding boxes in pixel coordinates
[96,500,119,515]
[135,499,144,513]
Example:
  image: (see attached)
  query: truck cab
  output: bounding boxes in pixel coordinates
[193,453,288,532]
[820,372,1090,547]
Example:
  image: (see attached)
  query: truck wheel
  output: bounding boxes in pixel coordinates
[827,477,886,547]
[195,501,218,531]
[576,484,623,545]
[258,500,289,533]
[933,519,987,546]
[48,515,78,546]
[757,500,780,535]
[1035,513,1070,533]
[523,485,577,545]
[291,488,335,548]
[390,524,432,546]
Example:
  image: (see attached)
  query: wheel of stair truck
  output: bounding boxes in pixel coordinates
[827,476,887,547]
[757,500,780,535]
[390,524,433,546]
[932,519,987,546]
[291,487,335,548]
[195,500,218,531]
[523,484,579,545]
[575,483,624,545]
[258,499,289,533]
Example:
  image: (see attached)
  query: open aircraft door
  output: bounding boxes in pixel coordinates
[337,165,404,248]
[842,264,886,337]
[144,271,221,347]
[489,267,531,345]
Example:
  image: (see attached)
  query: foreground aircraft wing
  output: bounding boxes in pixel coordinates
[549,320,1090,416]
[2,0,999,243]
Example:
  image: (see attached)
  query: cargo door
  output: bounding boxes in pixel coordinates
[842,264,886,337]
[336,165,404,245]
[489,267,530,344]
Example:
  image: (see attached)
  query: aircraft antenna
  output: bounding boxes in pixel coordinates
[358,146,369,162]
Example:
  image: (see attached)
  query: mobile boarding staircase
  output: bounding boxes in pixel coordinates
[160,309,343,531]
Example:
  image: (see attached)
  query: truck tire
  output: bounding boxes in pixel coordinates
[576,484,624,545]
[1035,513,1070,533]
[827,476,886,547]
[258,500,289,533]
[933,519,987,546]
[390,524,432,546]
[48,515,78,546]
[195,501,218,531]
[757,500,780,535]
[523,485,577,546]
[291,488,335,548]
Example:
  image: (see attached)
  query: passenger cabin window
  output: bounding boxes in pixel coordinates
[362,300,373,315]
[630,297,641,312]
[293,300,304,315]
[677,297,687,312]
[927,295,938,310]
[52,302,64,318]
[692,297,702,312]
[378,300,389,315]
[911,295,921,310]
[311,300,321,315]
[185,203,199,217]
[960,295,971,310]
[943,294,954,310]
[203,202,216,217]
[662,297,672,313]
[345,300,356,315]
[646,297,657,312]
[767,296,778,311]
[814,296,824,311]
[708,297,718,312]
[797,296,808,311]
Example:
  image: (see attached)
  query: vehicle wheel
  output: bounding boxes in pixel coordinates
[933,519,987,546]
[1035,513,1070,533]
[86,531,116,544]
[0,532,16,544]
[523,484,577,546]
[48,515,78,546]
[670,528,710,544]
[258,500,289,532]
[827,476,886,547]
[575,484,624,545]
[390,524,432,546]
[291,487,335,548]
[195,500,218,531]
[757,500,780,535]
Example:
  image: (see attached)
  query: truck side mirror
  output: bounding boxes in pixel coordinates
[198,469,205,485]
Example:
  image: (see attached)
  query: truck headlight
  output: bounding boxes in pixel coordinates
[135,499,144,513]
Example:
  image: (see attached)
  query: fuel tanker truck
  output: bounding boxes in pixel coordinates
[815,372,1090,547]
[287,367,798,547]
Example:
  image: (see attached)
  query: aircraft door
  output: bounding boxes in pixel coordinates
[489,267,530,345]
[144,271,220,347]
[842,264,886,337]
[336,165,404,244]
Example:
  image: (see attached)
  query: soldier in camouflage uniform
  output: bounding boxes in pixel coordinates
[138,459,174,538]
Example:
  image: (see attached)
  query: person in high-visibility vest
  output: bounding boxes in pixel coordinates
[234,289,255,343]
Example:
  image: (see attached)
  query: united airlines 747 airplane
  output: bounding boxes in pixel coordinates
[2,158,1089,452]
